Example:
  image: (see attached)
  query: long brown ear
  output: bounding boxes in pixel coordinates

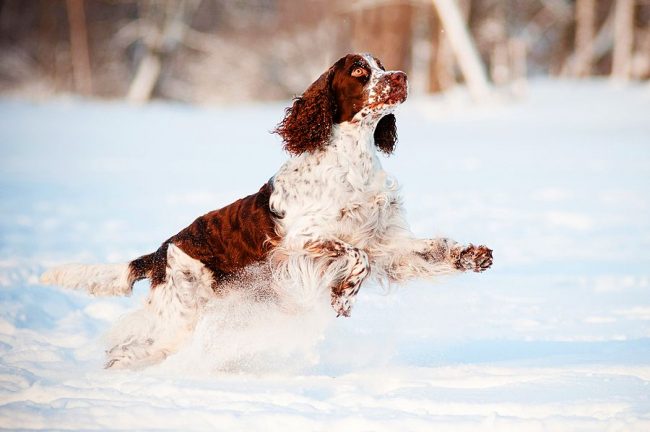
[374,114,397,155]
[274,66,337,156]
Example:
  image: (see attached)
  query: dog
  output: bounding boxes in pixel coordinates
[41,53,493,369]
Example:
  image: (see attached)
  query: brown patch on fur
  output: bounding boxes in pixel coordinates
[304,239,346,259]
[128,183,279,290]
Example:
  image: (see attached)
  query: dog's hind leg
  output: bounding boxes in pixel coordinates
[105,244,215,369]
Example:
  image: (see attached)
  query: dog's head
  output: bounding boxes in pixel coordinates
[274,53,408,156]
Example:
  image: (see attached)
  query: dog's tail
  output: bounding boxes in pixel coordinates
[41,252,156,297]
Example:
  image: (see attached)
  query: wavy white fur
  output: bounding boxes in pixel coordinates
[41,263,133,296]
[269,107,461,315]
[104,244,215,369]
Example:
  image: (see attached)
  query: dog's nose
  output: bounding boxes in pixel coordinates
[392,72,407,85]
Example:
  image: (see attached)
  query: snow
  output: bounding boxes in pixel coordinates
[1,80,650,430]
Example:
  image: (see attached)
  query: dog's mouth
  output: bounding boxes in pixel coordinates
[386,84,408,105]
[367,91,407,112]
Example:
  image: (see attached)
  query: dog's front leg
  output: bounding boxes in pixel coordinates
[417,238,493,273]
[304,239,371,317]
[380,238,493,283]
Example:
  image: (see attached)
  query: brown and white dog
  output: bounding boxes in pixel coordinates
[42,53,492,369]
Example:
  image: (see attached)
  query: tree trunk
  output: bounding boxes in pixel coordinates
[65,0,93,95]
[431,0,491,100]
[349,2,413,73]
[428,5,455,93]
[573,0,596,76]
[488,1,510,86]
[612,0,635,81]
[126,1,195,103]
[127,51,162,103]
[509,37,528,96]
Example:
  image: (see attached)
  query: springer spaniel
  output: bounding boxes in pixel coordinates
[42,53,493,369]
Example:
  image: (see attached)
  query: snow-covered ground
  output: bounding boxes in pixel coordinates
[1,80,649,431]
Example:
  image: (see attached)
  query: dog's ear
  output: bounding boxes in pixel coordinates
[374,114,397,155]
[274,63,339,156]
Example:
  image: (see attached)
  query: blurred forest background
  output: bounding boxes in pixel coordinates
[0,0,648,104]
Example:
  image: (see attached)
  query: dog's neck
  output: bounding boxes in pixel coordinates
[331,121,377,158]
[329,121,382,187]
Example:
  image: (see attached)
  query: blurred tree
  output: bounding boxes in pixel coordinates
[612,0,635,80]
[428,5,455,93]
[347,1,413,74]
[432,0,491,100]
[125,1,200,103]
[65,0,93,95]
[572,0,596,76]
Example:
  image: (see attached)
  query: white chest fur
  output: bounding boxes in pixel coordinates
[269,121,403,251]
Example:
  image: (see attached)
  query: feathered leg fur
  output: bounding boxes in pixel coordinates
[304,239,371,317]
[40,263,134,296]
[104,244,215,369]
[379,237,493,283]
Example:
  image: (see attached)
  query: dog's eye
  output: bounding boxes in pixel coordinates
[351,67,368,78]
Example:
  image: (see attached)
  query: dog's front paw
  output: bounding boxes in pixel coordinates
[455,244,493,272]
[331,285,358,318]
